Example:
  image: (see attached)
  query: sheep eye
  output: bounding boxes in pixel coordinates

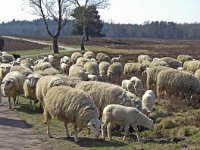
[92,124,96,128]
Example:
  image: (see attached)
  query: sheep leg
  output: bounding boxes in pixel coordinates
[101,122,106,140]
[8,97,12,110]
[33,100,36,112]
[12,97,17,110]
[72,124,79,142]
[64,122,70,138]
[107,122,112,141]
[30,100,33,111]
[133,126,141,141]
[46,118,53,138]
[123,124,129,141]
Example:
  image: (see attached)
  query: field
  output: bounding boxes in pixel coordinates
[3,36,200,150]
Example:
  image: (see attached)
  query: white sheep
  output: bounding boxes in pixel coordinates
[23,73,41,111]
[142,90,155,116]
[121,79,133,92]
[36,75,66,106]
[111,55,122,63]
[43,86,101,142]
[130,76,145,95]
[101,104,154,141]
[1,71,25,109]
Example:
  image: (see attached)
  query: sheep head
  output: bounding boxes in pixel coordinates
[87,119,101,138]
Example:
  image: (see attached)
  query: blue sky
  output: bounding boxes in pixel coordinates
[0,0,200,24]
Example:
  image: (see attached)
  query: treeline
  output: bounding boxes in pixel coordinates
[1,19,200,39]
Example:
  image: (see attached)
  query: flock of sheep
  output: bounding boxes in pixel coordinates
[0,50,200,143]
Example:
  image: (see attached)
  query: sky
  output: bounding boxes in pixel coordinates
[0,0,200,24]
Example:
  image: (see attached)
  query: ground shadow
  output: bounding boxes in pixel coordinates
[0,117,33,129]
[16,103,43,114]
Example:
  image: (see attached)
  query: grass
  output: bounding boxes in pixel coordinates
[16,95,200,150]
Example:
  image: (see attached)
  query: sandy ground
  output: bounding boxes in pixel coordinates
[0,97,42,150]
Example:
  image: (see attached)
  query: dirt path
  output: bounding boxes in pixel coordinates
[0,97,42,150]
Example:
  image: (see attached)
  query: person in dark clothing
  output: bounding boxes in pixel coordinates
[0,36,5,51]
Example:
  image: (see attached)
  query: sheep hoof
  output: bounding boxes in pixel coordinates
[48,135,53,138]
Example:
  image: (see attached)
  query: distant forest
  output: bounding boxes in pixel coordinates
[1,19,200,40]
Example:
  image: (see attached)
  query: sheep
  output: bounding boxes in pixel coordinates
[129,76,145,95]
[75,81,142,116]
[195,69,200,80]
[70,52,83,64]
[138,55,152,63]
[23,73,41,111]
[149,60,170,68]
[111,55,122,63]
[161,57,182,69]
[60,56,70,64]
[1,71,25,109]
[142,90,155,116]
[83,51,95,59]
[156,69,200,99]
[146,66,173,90]
[36,75,65,106]
[101,104,154,141]
[60,62,70,74]
[184,60,200,73]
[43,86,101,142]
[124,63,146,75]
[96,52,111,63]
[39,67,60,76]
[54,74,82,87]
[177,54,194,63]
[47,54,55,65]
[76,57,88,67]
[99,61,110,76]
[33,62,52,71]
[2,53,15,63]
[0,63,11,81]
[84,61,99,75]
[9,65,33,77]
[20,58,34,70]
[68,64,89,81]
[107,62,123,77]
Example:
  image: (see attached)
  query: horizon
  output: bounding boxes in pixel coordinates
[0,0,200,24]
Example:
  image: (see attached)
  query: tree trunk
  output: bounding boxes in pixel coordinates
[81,23,86,50]
[52,36,59,53]
[86,28,89,41]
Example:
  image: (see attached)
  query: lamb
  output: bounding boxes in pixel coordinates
[60,56,70,64]
[60,62,70,74]
[75,81,142,116]
[70,52,83,64]
[83,51,95,59]
[156,69,200,99]
[111,55,122,63]
[107,62,123,77]
[23,73,41,111]
[43,86,101,142]
[68,64,89,81]
[138,55,152,63]
[96,52,111,63]
[130,76,145,94]
[84,61,99,75]
[1,71,25,109]
[101,104,154,141]
[36,75,65,106]
[124,63,146,75]
[177,54,194,63]
[142,90,155,116]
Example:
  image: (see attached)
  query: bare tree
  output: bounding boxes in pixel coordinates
[69,0,109,50]
[25,0,71,53]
